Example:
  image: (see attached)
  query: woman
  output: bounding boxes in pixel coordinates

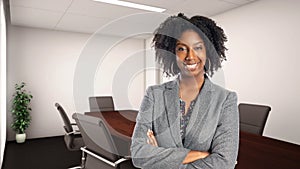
[130,13,239,169]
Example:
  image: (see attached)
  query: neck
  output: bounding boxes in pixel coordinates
[179,74,205,89]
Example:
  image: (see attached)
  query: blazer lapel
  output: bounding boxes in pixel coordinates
[184,78,214,147]
[163,80,183,147]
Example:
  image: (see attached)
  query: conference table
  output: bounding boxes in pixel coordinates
[85,110,300,169]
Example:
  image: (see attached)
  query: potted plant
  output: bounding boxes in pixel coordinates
[11,82,33,143]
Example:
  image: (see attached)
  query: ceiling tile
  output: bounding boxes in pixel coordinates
[183,0,238,16]
[9,0,260,35]
[96,12,170,36]
[68,0,147,19]
[10,6,63,29]
[164,9,196,18]
[10,0,73,12]
[124,0,187,11]
[219,0,252,5]
[55,13,112,33]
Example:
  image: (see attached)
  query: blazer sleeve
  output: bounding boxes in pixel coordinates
[130,86,190,169]
[189,91,239,169]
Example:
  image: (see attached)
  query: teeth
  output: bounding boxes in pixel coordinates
[186,63,197,69]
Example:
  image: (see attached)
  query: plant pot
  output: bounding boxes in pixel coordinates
[16,133,26,143]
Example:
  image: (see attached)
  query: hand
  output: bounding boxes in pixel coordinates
[147,129,158,147]
[182,150,210,164]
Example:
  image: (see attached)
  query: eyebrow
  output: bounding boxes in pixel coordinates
[176,41,204,46]
[193,41,204,45]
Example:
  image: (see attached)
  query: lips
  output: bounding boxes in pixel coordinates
[184,62,199,71]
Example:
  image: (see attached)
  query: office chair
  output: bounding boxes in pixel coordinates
[88,96,115,112]
[238,103,271,135]
[72,113,136,169]
[55,103,85,169]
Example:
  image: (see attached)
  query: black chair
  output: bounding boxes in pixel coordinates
[238,103,271,135]
[88,96,115,112]
[72,113,136,169]
[55,103,85,168]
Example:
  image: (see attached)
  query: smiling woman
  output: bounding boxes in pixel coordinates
[131,13,239,169]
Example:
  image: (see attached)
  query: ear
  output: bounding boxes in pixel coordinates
[204,58,210,72]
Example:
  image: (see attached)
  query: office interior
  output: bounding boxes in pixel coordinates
[1,0,300,167]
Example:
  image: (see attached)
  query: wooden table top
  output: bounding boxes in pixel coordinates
[236,131,300,169]
[85,110,137,139]
[85,110,300,169]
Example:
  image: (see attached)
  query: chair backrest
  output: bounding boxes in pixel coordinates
[72,113,120,162]
[55,103,73,133]
[238,103,271,135]
[89,96,115,112]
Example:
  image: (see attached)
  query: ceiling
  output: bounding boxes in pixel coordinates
[9,0,258,35]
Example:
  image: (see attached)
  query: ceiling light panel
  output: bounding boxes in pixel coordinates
[93,0,166,12]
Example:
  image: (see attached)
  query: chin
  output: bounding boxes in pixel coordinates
[182,70,204,78]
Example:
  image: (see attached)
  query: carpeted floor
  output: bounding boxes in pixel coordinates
[2,135,82,169]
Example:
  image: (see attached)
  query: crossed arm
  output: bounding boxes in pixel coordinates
[146,129,210,164]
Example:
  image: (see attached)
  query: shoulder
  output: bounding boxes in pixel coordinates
[207,78,237,100]
[146,80,177,92]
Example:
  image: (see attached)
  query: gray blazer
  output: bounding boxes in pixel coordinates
[131,77,239,169]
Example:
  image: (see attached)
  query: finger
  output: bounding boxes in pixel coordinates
[147,129,151,136]
[147,134,155,146]
[148,129,155,137]
[149,135,155,145]
[146,129,158,146]
[146,131,154,144]
[148,131,158,147]
[147,129,153,139]
[151,136,158,146]
[147,130,152,140]
[147,137,155,146]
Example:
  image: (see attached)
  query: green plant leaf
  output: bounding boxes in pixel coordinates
[10,82,33,134]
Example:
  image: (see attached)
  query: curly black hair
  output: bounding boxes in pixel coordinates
[152,13,227,77]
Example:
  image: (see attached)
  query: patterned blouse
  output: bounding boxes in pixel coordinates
[179,98,197,144]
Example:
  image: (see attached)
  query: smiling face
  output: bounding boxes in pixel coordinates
[176,29,207,79]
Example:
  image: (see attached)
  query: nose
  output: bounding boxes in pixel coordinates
[185,48,197,61]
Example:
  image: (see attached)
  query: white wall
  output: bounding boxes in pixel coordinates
[93,36,146,110]
[7,26,145,140]
[145,37,161,87]
[0,0,6,166]
[214,0,300,144]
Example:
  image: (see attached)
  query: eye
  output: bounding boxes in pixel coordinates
[176,46,187,52]
[194,46,203,51]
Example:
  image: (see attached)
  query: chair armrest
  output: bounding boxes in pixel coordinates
[80,147,129,167]
[69,124,81,134]
[66,131,81,135]
[123,156,131,159]
[114,158,128,165]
